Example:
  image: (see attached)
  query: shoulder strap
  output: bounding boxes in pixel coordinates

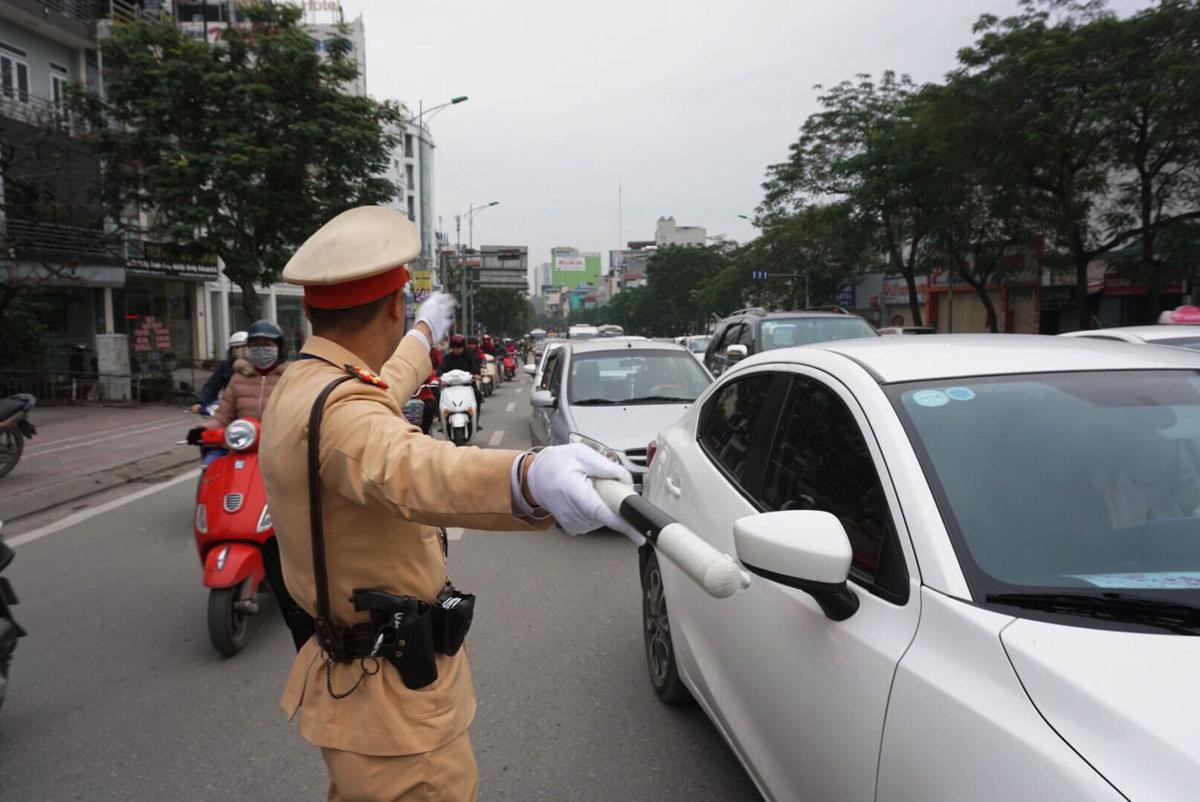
[308,374,356,654]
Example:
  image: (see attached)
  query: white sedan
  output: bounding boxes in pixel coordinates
[642,334,1200,801]
[1060,324,1200,351]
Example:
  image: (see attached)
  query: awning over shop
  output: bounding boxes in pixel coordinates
[0,261,125,287]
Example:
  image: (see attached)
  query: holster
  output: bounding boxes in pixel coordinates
[351,588,438,690]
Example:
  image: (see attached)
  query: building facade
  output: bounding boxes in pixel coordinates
[655,216,706,247]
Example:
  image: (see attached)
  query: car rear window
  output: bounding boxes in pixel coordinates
[759,317,878,350]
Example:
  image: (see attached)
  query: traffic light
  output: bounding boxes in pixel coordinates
[751,270,769,281]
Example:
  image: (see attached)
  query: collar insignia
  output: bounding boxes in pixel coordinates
[344,363,389,390]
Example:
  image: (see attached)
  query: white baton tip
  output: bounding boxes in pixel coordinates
[657,523,751,599]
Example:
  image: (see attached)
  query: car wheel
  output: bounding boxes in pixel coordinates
[641,550,692,704]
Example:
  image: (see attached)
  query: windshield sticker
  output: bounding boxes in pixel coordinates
[946,386,975,402]
[1070,572,1200,589]
[911,389,949,408]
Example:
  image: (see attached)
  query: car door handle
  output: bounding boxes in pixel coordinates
[664,476,682,497]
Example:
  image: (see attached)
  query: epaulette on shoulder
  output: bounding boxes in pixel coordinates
[343,363,389,390]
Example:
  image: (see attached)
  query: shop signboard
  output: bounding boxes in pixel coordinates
[834,282,855,309]
[411,268,433,302]
[132,316,172,353]
[881,275,927,305]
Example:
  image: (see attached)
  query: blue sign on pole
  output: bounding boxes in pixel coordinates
[835,282,856,309]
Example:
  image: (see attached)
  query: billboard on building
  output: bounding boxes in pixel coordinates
[556,256,585,272]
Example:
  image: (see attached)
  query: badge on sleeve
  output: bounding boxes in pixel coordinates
[344,363,389,390]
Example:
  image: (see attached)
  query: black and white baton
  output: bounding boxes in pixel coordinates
[592,479,751,599]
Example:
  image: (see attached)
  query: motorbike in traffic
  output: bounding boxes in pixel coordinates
[0,522,24,714]
[480,354,497,396]
[188,418,279,656]
[439,369,477,446]
[403,375,439,435]
[0,394,37,478]
[501,352,517,382]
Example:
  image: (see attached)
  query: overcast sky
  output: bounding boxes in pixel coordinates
[340,0,1149,282]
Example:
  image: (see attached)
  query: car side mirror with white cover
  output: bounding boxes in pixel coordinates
[530,389,556,408]
[523,363,537,376]
[733,510,859,621]
[726,344,748,362]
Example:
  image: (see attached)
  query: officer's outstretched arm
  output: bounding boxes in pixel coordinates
[318,396,543,531]
[378,334,429,408]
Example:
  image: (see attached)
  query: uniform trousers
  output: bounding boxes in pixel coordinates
[321,729,478,802]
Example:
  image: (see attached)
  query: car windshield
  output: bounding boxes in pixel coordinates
[759,317,878,350]
[1151,336,1200,352]
[687,336,711,353]
[890,371,1200,603]
[568,349,711,404]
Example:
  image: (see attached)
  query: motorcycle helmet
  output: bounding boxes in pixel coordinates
[247,319,284,346]
[229,331,249,348]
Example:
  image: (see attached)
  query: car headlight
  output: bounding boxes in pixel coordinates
[224,419,257,451]
[256,505,272,533]
[568,432,621,463]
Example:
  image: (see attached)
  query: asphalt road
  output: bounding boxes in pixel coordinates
[0,372,760,801]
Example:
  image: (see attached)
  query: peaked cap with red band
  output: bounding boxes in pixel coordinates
[283,206,419,309]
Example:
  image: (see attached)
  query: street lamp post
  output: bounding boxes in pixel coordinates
[457,201,499,334]
[408,96,467,288]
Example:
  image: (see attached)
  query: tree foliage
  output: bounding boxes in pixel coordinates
[472,288,530,337]
[70,4,402,319]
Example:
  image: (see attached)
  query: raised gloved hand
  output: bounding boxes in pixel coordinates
[414,292,456,347]
[524,444,645,545]
[186,426,205,446]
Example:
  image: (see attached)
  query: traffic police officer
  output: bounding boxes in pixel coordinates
[260,205,640,801]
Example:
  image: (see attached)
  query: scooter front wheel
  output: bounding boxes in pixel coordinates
[0,428,25,479]
[208,586,249,657]
[451,427,468,447]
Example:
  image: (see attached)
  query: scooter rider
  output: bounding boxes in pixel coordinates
[438,333,483,427]
[259,205,639,801]
[190,331,248,414]
[185,320,287,462]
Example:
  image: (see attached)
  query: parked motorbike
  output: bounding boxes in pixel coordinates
[403,376,439,435]
[480,354,497,396]
[0,522,24,714]
[0,394,37,479]
[188,418,278,656]
[439,370,477,447]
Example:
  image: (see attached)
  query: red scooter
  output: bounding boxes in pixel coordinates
[190,418,278,656]
[501,351,517,382]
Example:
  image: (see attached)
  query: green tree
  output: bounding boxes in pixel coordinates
[71,4,402,320]
[763,72,935,325]
[472,288,529,336]
[643,244,730,335]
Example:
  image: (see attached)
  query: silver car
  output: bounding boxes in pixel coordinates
[528,340,712,489]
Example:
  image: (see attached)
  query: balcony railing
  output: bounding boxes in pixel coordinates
[1,218,121,260]
[37,0,98,22]
[0,91,86,136]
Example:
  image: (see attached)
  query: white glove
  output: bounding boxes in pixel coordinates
[525,444,646,545]
[414,292,456,347]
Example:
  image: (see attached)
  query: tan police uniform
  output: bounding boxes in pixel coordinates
[260,206,550,801]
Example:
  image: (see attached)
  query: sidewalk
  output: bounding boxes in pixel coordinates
[0,404,199,522]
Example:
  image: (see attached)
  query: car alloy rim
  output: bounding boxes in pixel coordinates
[645,564,671,684]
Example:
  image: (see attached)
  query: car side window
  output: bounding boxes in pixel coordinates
[538,351,559,392]
[760,376,892,580]
[709,325,730,355]
[548,353,565,396]
[732,322,753,347]
[699,373,774,487]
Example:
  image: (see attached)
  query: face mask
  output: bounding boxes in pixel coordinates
[248,345,278,369]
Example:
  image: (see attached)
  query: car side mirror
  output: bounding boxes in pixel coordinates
[726,344,748,362]
[530,389,556,408]
[523,363,537,376]
[733,510,859,620]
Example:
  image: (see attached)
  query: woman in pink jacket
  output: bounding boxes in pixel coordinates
[186,320,287,461]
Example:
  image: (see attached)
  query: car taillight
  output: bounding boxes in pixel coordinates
[646,440,657,466]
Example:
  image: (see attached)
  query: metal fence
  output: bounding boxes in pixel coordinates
[0,361,218,405]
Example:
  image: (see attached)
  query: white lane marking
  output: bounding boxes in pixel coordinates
[487,429,504,447]
[446,527,464,541]
[25,419,184,459]
[7,468,202,548]
[505,402,516,412]
[514,387,523,394]
[29,416,186,450]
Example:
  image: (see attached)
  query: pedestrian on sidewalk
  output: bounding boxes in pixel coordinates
[260,205,639,802]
